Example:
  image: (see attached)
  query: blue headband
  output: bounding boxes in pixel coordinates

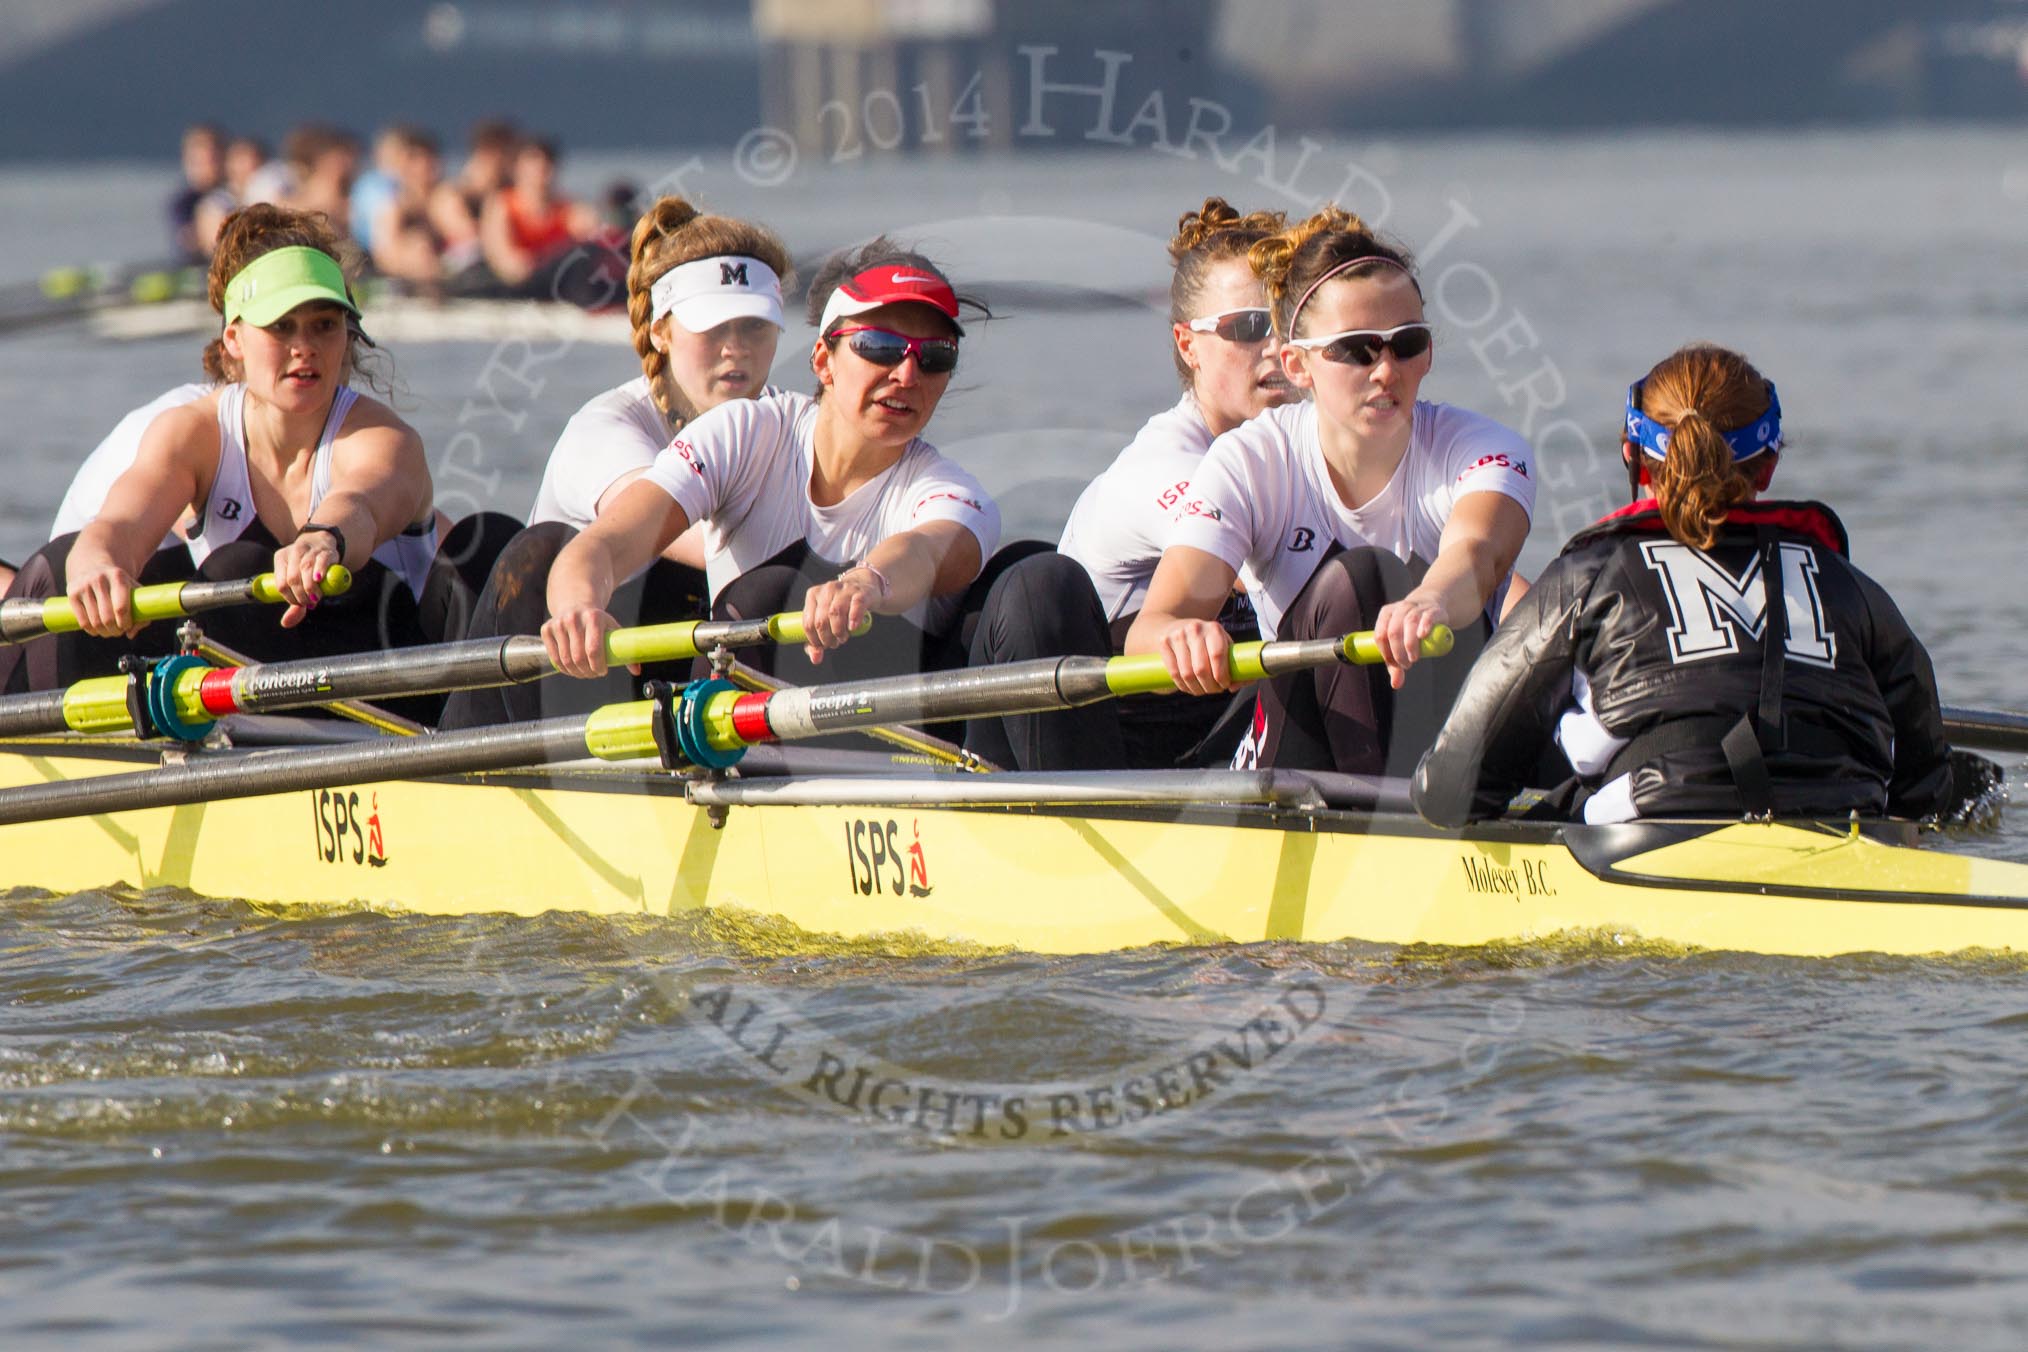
[1625,379,1782,462]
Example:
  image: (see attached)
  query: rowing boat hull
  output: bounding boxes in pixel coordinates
[3,738,2026,956]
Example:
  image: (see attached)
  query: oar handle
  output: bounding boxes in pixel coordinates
[1,568,353,643]
[242,568,353,609]
[602,612,872,668]
[1101,626,1455,697]
[1342,625,1454,666]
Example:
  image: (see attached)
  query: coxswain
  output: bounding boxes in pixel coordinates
[1413,344,1952,825]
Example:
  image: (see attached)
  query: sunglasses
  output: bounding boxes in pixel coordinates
[830,325,960,375]
[1288,322,1433,366]
[1186,307,1273,344]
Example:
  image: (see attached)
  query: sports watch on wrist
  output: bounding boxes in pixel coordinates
[299,522,347,563]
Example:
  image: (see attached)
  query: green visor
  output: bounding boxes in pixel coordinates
[221,246,360,327]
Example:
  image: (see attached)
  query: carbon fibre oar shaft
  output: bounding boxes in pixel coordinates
[0,568,353,644]
[0,714,611,827]
[1942,705,2028,754]
[705,628,1455,747]
[0,611,864,739]
[0,626,1450,828]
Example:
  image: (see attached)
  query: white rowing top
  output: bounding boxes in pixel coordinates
[639,389,1001,632]
[529,376,782,531]
[190,383,438,598]
[1165,399,1537,639]
[52,382,213,545]
[1058,393,1215,622]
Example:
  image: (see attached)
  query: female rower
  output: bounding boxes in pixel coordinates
[543,239,1001,686]
[970,197,1293,772]
[0,205,457,698]
[439,195,793,728]
[0,381,217,628]
[50,381,214,545]
[1413,344,1952,825]
[1125,204,1536,776]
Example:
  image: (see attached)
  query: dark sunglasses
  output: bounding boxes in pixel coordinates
[1186,307,1273,344]
[1290,322,1433,366]
[830,325,960,375]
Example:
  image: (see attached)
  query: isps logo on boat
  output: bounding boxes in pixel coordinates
[309,788,390,868]
[844,816,933,898]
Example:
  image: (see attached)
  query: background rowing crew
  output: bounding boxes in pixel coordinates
[166,118,630,301]
[0,193,1959,829]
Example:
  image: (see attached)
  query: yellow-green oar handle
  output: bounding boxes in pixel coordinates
[244,568,353,608]
[1102,625,1454,696]
[602,612,871,668]
[763,611,873,646]
[28,567,353,638]
[1342,624,1454,666]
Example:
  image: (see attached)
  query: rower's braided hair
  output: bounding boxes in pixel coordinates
[1248,203,1419,341]
[1166,196,1287,387]
[1634,345,1774,551]
[202,203,388,395]
[626,195,794,429]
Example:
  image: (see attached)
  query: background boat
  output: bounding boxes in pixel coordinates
[80,292,634,345]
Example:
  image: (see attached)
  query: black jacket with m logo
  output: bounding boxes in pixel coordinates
[1413,499,1951,824]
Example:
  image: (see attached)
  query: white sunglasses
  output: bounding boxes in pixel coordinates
[1185,307,1272,343]
[1286,322,1433,366]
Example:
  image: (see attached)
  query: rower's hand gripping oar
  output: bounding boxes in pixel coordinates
[0,626,1452,828]
[0,609,870,741]
[0,568,354,645]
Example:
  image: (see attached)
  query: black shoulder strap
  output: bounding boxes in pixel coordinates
[1607,529,1790,817]
[1719,527,1787,817]
[1753,526,1787,752]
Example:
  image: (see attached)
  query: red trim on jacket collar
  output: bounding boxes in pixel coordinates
[1574,498,1849,556]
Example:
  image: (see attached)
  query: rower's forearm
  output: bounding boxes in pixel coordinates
[1420,543,1507,623]
[298,495,380,570]
[547,546,617,617]
[861,536,941,613]
[1122,610,1179,656]
[68,526,144,585]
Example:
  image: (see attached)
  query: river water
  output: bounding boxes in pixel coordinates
[3,125,2028,1348]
